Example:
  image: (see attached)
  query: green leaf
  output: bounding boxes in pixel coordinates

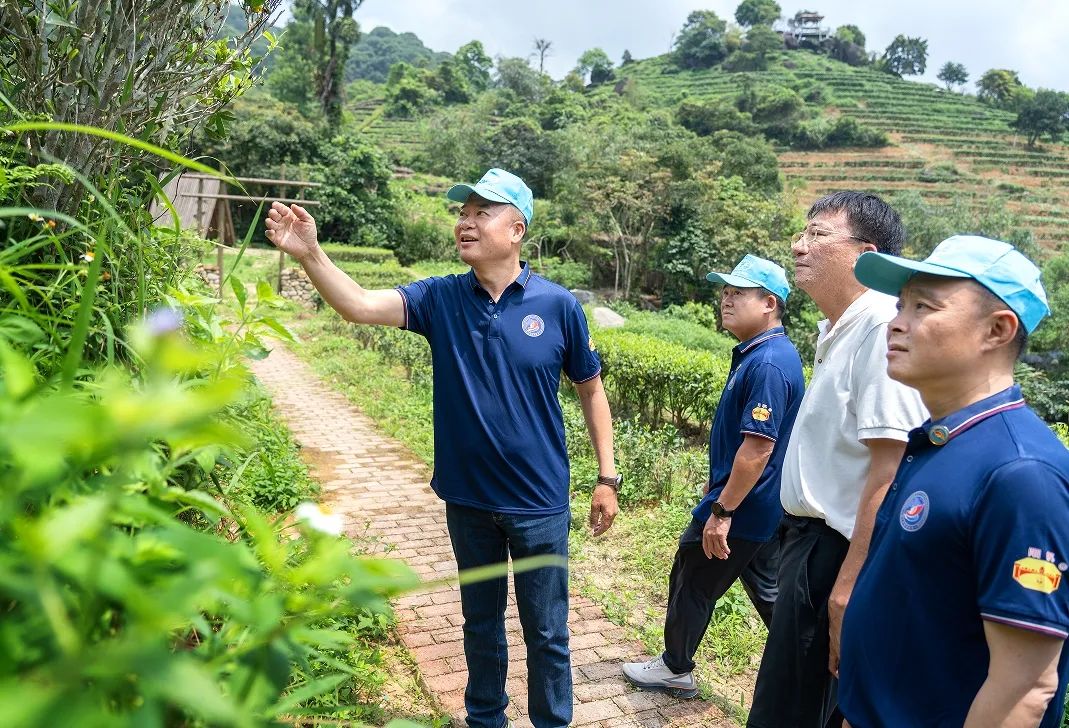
[268,673,349,716]
[230,274,247,311]
[160,486,231,523]
[0,340,36,398]
[255,279,274,302]
[155,658,241,724]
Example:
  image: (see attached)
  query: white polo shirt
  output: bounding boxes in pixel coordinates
[780,289,928,539]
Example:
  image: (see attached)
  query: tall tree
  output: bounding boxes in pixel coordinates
[454,40,493,92]
[977,68,1031,111]
[533,38,553,74]
[937,61,968,92]
[1012,89,1069,148]
[293,0,364,124]
[575,48,615,85]
[673,10,729,70]
[881,35,927,77]
[834,24,866,49]
[735,0,781,28]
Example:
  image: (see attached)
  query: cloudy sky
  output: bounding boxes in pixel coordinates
[353,0,1067,92]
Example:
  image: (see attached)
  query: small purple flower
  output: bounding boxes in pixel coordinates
[144,307,184,336]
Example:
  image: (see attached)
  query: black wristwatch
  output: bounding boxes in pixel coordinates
[710,500,735,518]
[596,474,623,493]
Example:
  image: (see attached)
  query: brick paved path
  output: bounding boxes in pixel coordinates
[250,345,734,727]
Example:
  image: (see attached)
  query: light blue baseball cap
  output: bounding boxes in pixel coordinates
[446,168,534,226]
[854,235,1050,333]
[706,254,791,302]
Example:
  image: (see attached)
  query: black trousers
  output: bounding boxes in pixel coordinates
[661,517,783,675]
[747,515,850,728]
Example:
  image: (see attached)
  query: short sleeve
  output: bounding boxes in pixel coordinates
[739,363,792,442]
[972,459,1069,639]
[563,300,601,383]
[852,324,927,442]
[395,277,442,337]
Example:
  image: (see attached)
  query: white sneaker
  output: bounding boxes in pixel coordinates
[621,655,698,698]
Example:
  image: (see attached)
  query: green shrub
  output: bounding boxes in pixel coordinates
[336,260,418,290]
[616,310,736,356]
[917,163,961,183]
[320,243,398,265]
[663,301,720,330]
[595,329,731,431]
[530,255,592,289]
[563,398,706,506]
[227,387,320,511]
[0,300,418,726]
[391,188,457,265]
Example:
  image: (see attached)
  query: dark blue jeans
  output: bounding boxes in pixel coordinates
[445,502,572,728]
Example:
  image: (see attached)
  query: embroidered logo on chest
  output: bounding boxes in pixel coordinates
[521,314,545,337]
[899,491,930,532]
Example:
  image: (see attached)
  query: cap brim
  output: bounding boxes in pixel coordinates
[854,252,972,296]
[445,183,513,207]
[706,271,762,288]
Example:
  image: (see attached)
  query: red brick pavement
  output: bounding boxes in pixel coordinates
[250,345,734,727]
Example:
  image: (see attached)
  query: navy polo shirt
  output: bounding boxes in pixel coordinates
[396,263,601,515]
[840,385,1069,728]
[692,327,805,542]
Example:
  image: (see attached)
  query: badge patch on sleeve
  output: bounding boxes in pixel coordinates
[1013,549,1063,594]
[588,337,596,351]
[751,404,771,422]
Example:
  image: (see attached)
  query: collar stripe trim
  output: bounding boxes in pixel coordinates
[945,399,1026,440]
[981,613,1068,639]
[740,331,786,353]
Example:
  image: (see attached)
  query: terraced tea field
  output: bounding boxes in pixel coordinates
[347,50,1069,250]
[613,53,1069,250]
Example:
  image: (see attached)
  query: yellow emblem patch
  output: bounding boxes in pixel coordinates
[588,337,597,352]
[1013,557,1062,594]
[751,405,771,422]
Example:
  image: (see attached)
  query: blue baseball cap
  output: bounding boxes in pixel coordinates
[446,168,534,226]
[854,235,1050,333]
[706,254,791,302]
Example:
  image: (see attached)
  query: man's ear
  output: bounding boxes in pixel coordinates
[983,309,1019,353]
[512,220,526,244]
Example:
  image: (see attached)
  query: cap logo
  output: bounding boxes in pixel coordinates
[521,314,544,337]
[899,491,930,532]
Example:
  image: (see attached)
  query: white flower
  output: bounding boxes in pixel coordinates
[81,251,94,262]
[295,501,343,536]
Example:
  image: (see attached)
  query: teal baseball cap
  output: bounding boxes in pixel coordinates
[446,168,534,226]
[854,235,1050,333]
[706,254,791,302]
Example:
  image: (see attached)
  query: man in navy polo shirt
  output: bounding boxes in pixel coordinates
[840,235,1069,727]
[622,255,804,697]
[265,169,620,728]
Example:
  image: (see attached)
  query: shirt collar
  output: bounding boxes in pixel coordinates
[467,261,532,292]
[914,385,1026,448]
[734,325,786,355]
[818,289,892,339]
